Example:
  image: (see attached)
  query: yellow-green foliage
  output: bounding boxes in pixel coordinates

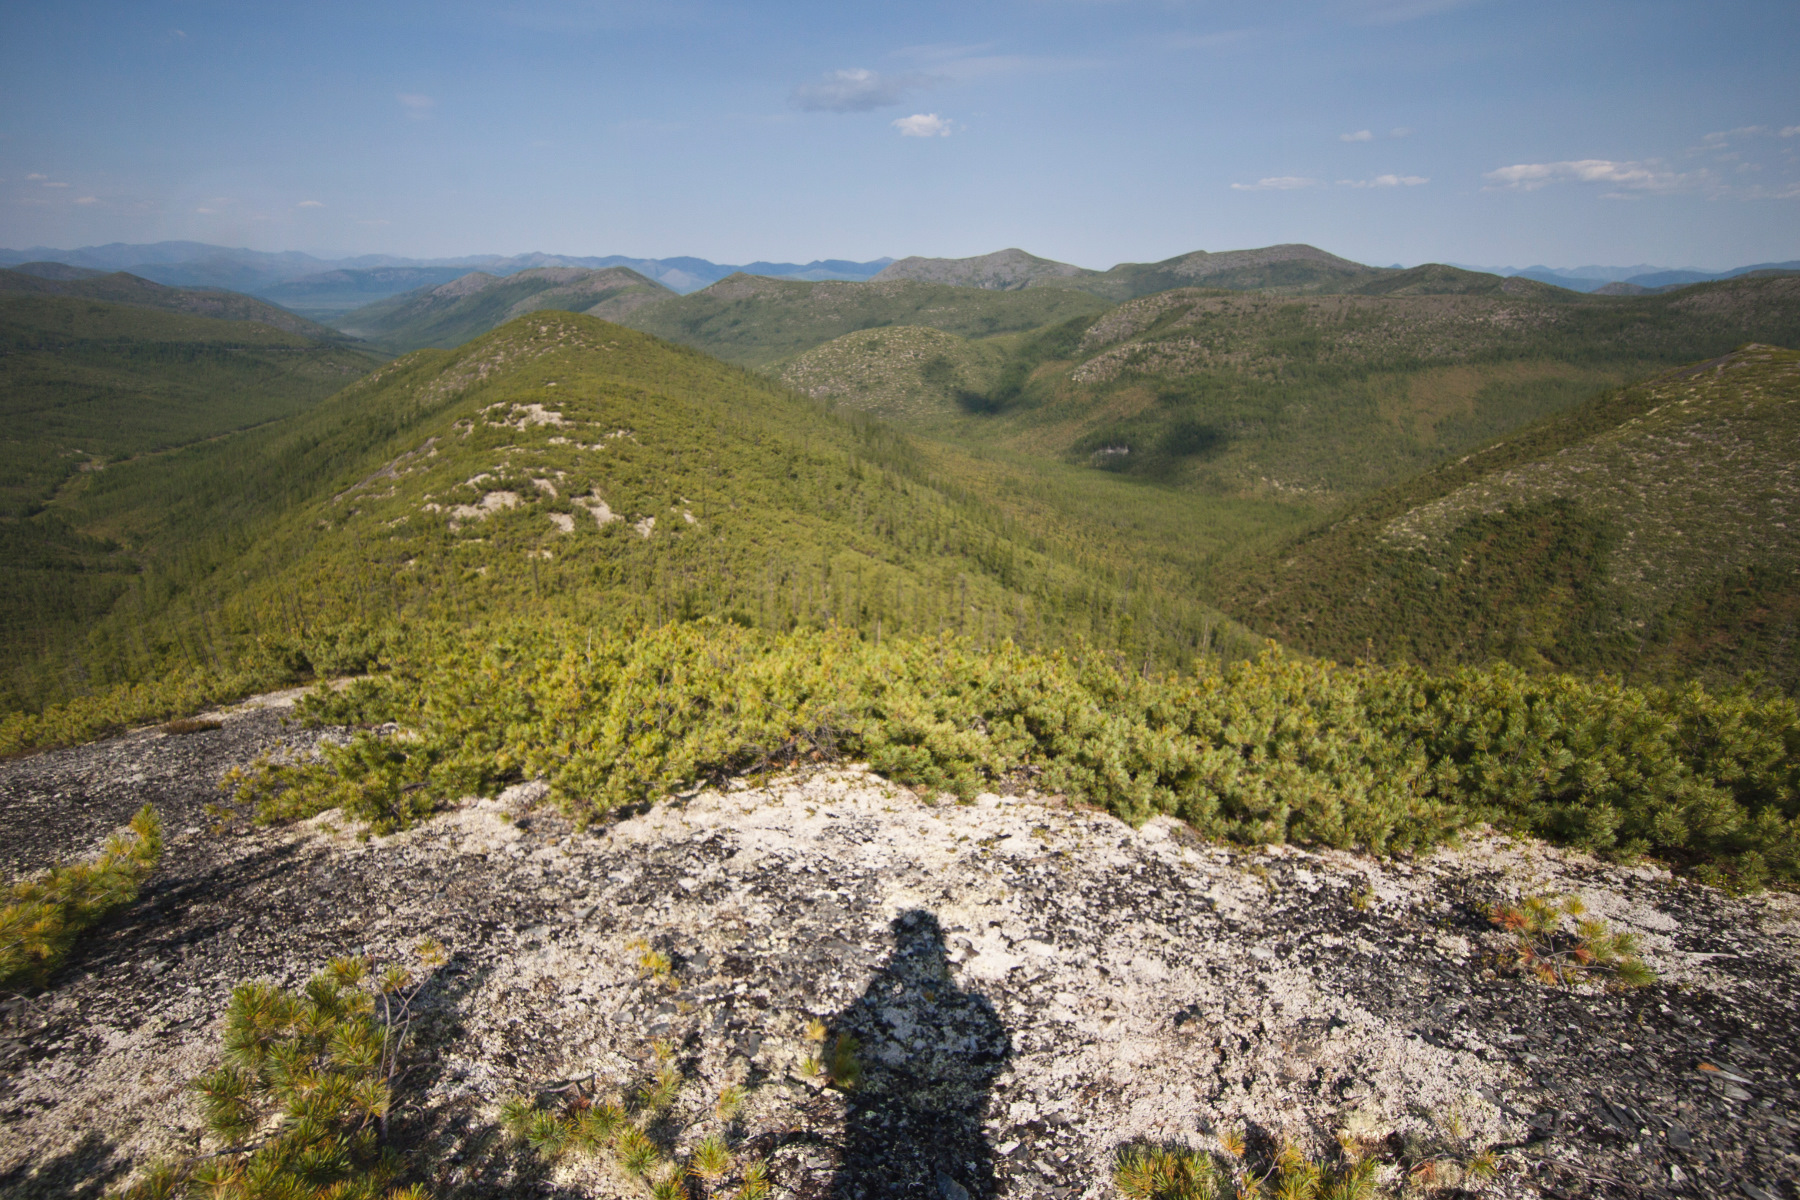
[1114,1139,1380,1200]
[1490,894,1655,988]
[223,620,1798,887]
[111,945,444,1200]
[503,1036,769,1199]
[0,803,161,992]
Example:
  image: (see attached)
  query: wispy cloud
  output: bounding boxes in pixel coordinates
[73,195,99,205]
[1483,158,1694,193]
[792,68,931,113]
[893,113,953,138]
[1160,29,1253,51]
[1230,176,1320,191]
[1339,129,1374,143]
[1340,174,1429,187]
[296,200,325,208]
[1702,125,1767,146]
[1783,126,1800,138]
[40,180,70,188]
[397,92,436,119]
[1354,0,1484,24]
[26,172,46,180]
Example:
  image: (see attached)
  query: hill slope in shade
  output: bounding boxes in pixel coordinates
[1225,343,1800,689]
[333,266,674,350]
[615,273,1111,367]
[0,268,344,339]
[9,310,1242,713]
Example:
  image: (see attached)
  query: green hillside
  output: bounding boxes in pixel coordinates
[0,267,343,338]
[615,273,1111,368]
[1223,343,1800,689]
[798,274,1800,513]
[0,294,382,702]
[335,267,673,351]
[777,325,1013,419]
[5,310,1248,719]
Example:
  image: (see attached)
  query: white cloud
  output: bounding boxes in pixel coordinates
[25,172,46,180]
[793,68,929,113]
[1339,129,1374,142]
[893,113,952,138]
[73,195,99,205]
[40,180,70,188]
[296,200,325,208]
[1483,158,1692,193]
[1782,126,1800,138]
[397,93,436,119]
[1230,176,1320,191]
[1339,174,1429,188]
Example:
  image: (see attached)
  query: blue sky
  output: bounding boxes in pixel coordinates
[2,0,1796,270]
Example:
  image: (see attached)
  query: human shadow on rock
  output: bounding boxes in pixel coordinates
[828,909,1011,1200]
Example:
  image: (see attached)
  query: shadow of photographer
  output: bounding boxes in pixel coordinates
[827,909,1012,1200]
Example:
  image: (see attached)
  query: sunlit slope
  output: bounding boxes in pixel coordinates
[615,273,1110,368]
[804,274,1800,510]
[26,312,1239,711]
[1226,345,1800,689]
[335,267,674,351]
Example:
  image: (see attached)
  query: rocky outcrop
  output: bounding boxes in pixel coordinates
[1,694,1797,1199]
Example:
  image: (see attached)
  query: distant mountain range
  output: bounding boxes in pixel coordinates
[0,241,896,312]
[1451,259,1800,293]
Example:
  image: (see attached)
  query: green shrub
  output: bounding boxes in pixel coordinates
[0,804,162,992]
[221,621,1796,887]
[502,1036,770,1199]
[109,943,445,1200]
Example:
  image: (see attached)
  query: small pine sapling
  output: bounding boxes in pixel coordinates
[1489,893,1654,988]
[108,939,446,1200]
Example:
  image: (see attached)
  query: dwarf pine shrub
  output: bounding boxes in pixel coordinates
[222,620,1795,887]
[502,1036,771,1200]
[109,942,445,1200]
[0,803,162,992]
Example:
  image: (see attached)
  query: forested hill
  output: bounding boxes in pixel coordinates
[4,311,1244,720]
[0,267,343,339]
[1223,343,1800,690]
[0,294,383,708]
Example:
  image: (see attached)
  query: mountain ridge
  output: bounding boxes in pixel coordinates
[1221,342,1800,688]
[0,267,346,339]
